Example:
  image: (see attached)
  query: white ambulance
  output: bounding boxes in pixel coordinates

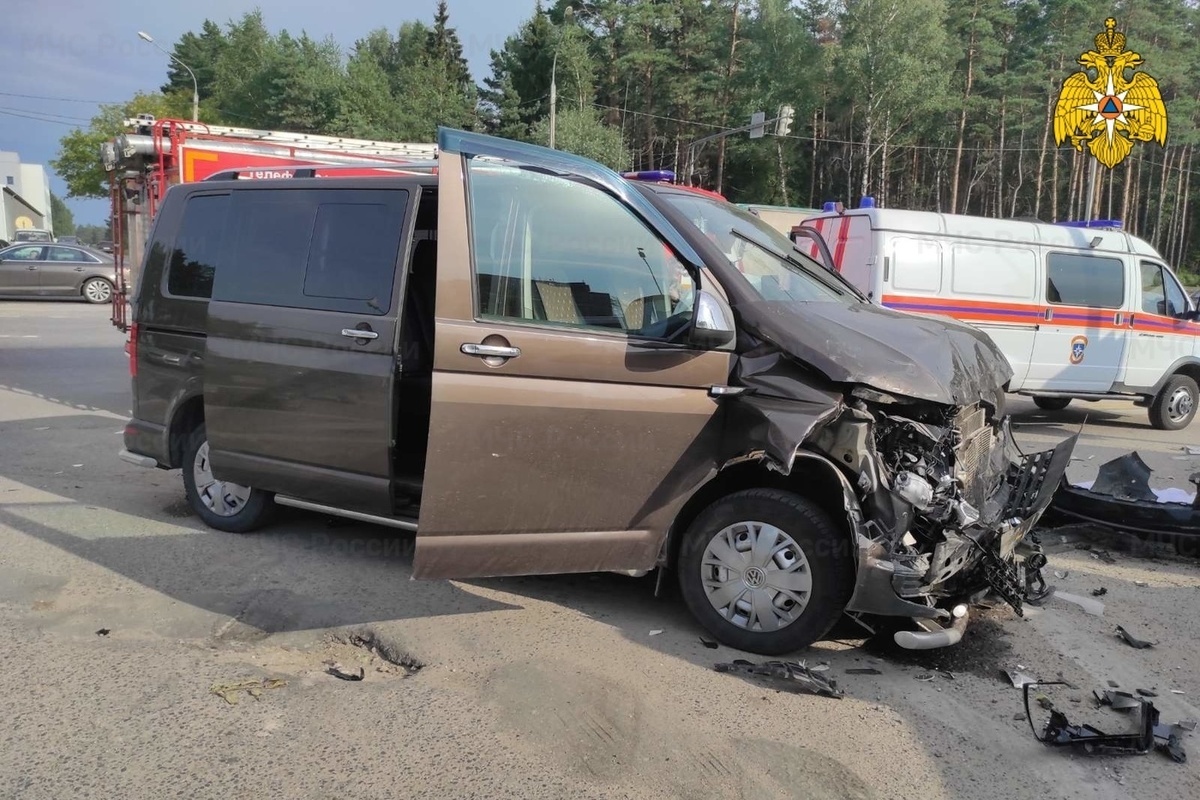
[793,200,1200,430]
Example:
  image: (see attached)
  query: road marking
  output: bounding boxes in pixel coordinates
[0,335,38,339]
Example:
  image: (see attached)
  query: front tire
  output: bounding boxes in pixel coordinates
[677,489,853,655]
[181,423,274,532]
[1033,396,1071,411]
[1149,375,1199,430]
[81,277,113,304]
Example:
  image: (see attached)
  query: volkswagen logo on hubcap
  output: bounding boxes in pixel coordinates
[743,566,767,589]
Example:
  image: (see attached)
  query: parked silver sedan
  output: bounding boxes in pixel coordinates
[0,243,117,303]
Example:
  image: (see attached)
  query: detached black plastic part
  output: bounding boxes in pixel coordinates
[1049,453,1200,551]
[1024,681,1187,763]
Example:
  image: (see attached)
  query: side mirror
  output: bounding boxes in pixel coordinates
[689,291,736,349]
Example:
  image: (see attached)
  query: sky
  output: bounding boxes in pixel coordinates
[0,0,534,226]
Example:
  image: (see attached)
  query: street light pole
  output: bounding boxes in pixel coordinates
[137,31,198,122]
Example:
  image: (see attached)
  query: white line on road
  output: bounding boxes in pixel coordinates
[0,335,38,338]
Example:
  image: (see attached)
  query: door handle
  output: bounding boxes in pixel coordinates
[341,328,378,341]
[461,343,520,359]
[26,266,37,271]
[162,354,183,365]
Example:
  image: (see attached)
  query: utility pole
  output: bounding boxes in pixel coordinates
[550,52,558,149]
[1084,157,1100,223]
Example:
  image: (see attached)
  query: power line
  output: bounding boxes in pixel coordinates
[0,91,121,104]
[0,108,87,127]
[0,105,92,124]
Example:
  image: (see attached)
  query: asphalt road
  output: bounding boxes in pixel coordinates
[2,301,1198,799]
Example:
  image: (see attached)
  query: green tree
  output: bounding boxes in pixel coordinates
[838,0,953,200]
[531,106,630,170]
[160,20,228,102]
[51,92,178,199]
[49,193,75,237]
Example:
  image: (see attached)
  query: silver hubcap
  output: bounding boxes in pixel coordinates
[193,441,252,517]
[85,280,111,303]
[701,521,813,632]
[1168,387,1194,422]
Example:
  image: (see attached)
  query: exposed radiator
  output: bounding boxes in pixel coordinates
[952,404,993,506]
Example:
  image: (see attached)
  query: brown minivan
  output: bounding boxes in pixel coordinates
[119,128,1076,654]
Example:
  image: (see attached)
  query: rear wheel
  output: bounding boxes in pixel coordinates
[1033,396,1071,411]
[81,277,112,304]
[1149,375,1199,430]
[677,489,853,655]
[181,423,274,532]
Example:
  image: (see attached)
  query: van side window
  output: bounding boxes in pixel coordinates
[466,162,694,339]
[167,194,231,299]
[1045,252,1124,308]
[214,188,407,315]
[1141,262,1186,317]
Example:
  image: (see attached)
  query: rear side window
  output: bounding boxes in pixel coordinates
[1046,252,1124,308]
[167,194,231,298]
[214,188,407,315]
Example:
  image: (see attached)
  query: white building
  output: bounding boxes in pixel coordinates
[0,151,53,243]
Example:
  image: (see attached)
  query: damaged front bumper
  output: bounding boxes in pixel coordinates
[1049,451,1200,552]
[841,413,1078,648]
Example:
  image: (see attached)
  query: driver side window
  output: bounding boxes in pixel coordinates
[1141,261,1186,317]
[467,162,694,340]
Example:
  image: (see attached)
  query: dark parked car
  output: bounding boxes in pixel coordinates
[0,243,117,303]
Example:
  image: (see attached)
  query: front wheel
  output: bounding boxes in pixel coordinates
[181,423,275,532]
[677,489,853,655]
[81,277,113,304]
[1033,396,1071,411]
[1149,375,1199,430]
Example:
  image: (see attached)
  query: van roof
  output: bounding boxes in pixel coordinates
[804,207,1163,261]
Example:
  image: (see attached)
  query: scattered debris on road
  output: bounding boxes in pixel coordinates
[713,660,844,699]
[1116,625,1157,649]
[845,667,882,675]
[648,629,663,636]
[1092,587,1108,597]
[1003,668,1037,689]
[699,636,719,649]
[324,661,365,681]
[1095,690,1142,711]
[1027,682,1188,763]
[210,677,288,705]
[95,628,110,636]
[1138,689,1159,698]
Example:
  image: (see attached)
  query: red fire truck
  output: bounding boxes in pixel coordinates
[100,116,438,331]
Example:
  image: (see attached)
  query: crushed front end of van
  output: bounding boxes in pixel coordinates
[730,303,1077,649]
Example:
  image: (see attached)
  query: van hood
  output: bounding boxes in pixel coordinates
[734,300,1013,408]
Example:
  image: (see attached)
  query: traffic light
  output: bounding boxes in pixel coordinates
[776,105,795,136]
[749,111,766,139]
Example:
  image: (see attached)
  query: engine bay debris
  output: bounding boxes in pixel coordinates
[1116,625,1157,650]
[1026,682,1187,763]
[713,659,844,698]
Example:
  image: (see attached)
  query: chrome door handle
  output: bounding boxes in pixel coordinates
[162,354,183,365]
[461,343,520,358]
[341,328,378,340]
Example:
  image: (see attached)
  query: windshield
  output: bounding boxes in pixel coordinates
[657,190,862,304]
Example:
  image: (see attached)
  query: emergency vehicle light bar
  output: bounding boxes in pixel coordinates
[622,170,676,182]
[1055,219,1123,229]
